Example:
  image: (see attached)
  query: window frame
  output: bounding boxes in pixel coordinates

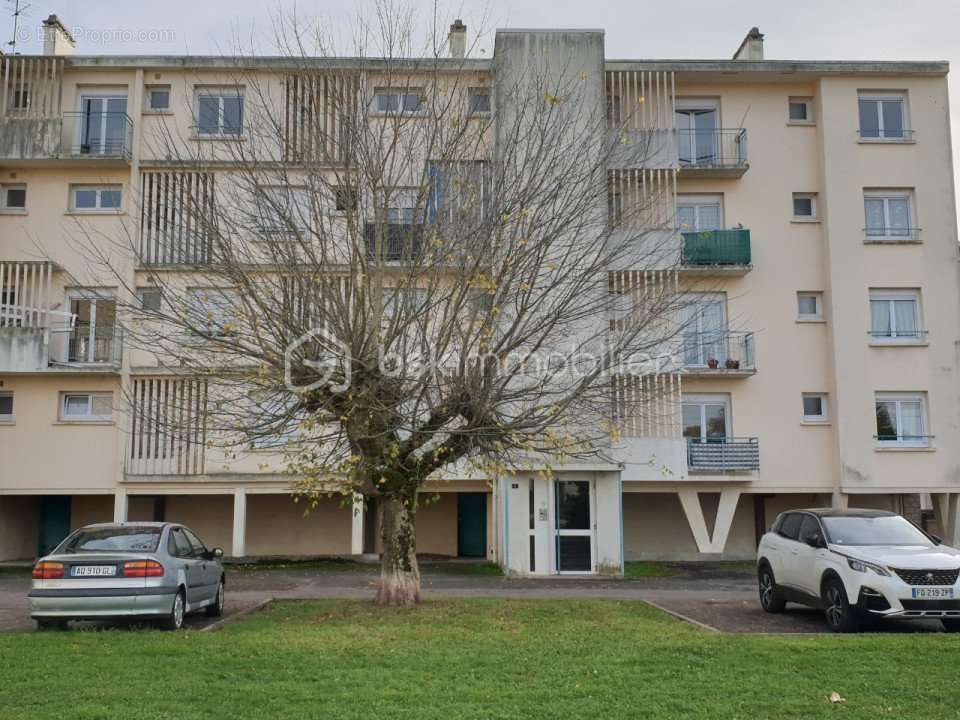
[858,92,910,141]
[372,88,425,115]
[863,191,916,240]
[59,391,113,422]
[868,289,923,342]
[796,291,824,321]
[676,194,724,232]
[801,393,829,423]
[0,183,27,213]
[791,192,817,220]
[467,87,491,115]
[787,97,814,124]
[194,87,245,138]
[186,287,240,337]
[0,391,13,422]
[136,287,163,312]
[874,392,929,448]
[145,85,172,112]
[69,184,123,213]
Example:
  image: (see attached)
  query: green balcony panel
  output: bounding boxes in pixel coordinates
[681,229,751,267]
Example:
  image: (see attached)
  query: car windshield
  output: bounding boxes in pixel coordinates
[821,516,933,547]
[58,527,162,553]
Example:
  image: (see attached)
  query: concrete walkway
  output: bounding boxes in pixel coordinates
[0,563,946,634]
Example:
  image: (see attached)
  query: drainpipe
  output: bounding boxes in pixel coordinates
[502,476,510,577]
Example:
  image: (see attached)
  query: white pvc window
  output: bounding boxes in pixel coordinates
[792,193,817,219]
[677,196,722,232]
[0,392,13,421]
[869,289,921,340]
[61,392,113,421]
[195,89,244,136]
[797,292,823,320]
[875,393,928,447]
[186,288,240,336]
[802,393,828,422]
[858,93,907,139]
[788,97,813,123]
[146,86,171,111]
[373,89,423,114]
[70,185,122,212]
[0,184,26,212]
[864,193,913,238]
[387,188,420,224]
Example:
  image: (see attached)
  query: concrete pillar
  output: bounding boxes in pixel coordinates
[831,491,848,510]
[231,489,247,558]
[113,488,128,523]
[351,494,364,555]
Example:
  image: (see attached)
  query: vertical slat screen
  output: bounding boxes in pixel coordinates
[605,70,675,132]
[283,72,359,164]
[0,56,63,120]
[127,377,208,475]
[0,261,53,328]
[139,171,216,265]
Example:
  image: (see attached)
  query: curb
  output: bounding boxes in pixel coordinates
[199,598,273,633]
[643,599,721,633]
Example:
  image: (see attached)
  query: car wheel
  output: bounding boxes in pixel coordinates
[35,618,68,631]
[941,619,960,633]
[205,579,224,617]
[822,577,860,633]
[160,589,186,631]
[758,565,786,613]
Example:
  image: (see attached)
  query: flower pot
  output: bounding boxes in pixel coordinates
[707,358,719,369]
[725,359,740,370]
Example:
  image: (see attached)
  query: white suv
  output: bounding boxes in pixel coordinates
[757,509,960,632]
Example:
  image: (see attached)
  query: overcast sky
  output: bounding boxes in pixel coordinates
[4,0,959,225]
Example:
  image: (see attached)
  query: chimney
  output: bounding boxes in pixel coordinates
[42,14,76,56]
[732,27,764,61]
[448,19,466,59]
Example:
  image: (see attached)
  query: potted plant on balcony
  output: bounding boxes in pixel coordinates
[725,358,740,370]
[707,357,719,369]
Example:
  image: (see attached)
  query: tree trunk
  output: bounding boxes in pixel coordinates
[376,492,421,606]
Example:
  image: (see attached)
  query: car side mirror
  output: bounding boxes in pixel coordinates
[204,548,224,560]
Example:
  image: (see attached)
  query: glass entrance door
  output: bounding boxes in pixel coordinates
[554,480,593,573]
[680,294,727,366]
[79,95,128,155]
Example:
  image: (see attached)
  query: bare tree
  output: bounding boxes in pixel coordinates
[69,3,687,605]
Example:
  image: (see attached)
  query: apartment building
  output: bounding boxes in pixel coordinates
[1,17,958,573]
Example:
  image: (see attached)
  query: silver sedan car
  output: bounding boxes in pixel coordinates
[29,522,225,630]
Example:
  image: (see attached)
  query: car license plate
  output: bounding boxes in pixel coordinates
[71,565,116,577]
[911,587,955,599]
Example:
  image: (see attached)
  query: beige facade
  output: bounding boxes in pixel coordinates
[1,22,959,570]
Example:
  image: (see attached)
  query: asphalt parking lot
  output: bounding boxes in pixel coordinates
[0,562,948,634]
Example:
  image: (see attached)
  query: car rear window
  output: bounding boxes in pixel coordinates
[59,527,162,553]
[778,513,803,540]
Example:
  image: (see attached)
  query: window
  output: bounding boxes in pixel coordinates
[778,513,802,541]
[60,392,113,422]
[802,393,828,422]
[257,186,311,233]
[6,86,29,112]
[858,92,908,139]
[864,192,914,239]
[677,196,722,232]
[792,193,817,219]
[169,528,195,558]
[186,288,240,336]
[679,294,727,367]
[797,292,823,321]
[0,392,13,422]
[68,293,117,363]
[195,89,244,136]
[373,89,423,114]
[136,287,162,311]
[682,394,729,441]
[875,393,928,447]
[869,289,922,340]
[70,185,122,213]
[0,184,26,212]
[182,527,208,556]
[334,185,358,212]
[146,86,171,111]
[386,188,421,224]
[798,515,823,545]
[788,97,813,123]
[468,88,491,115]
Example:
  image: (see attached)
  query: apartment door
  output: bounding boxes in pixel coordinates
[78,94,128,155]
[680,294,727,366]
[68,294,116,363]
[38,496,71,557]
[682,394,730,443]
[675,106,718,165]
[554,480,594,573]
[457,493,487,558]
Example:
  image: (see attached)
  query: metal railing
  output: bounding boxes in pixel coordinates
[66,327,123,364]
[676,129,748,169]
[61,111,134,160]
[364,223,424,261]
[681,229,751,267]
[682,330,755,371]
[687,437,759,472]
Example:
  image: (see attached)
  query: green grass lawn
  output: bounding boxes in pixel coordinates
[1,599,957,719]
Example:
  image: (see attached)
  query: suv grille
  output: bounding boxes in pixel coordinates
[892,568,960,586]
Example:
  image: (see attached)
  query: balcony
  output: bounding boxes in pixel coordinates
[687,437,759,473]
[682,331,756,377]
[364,223,424,262]
[0,111,133,167]
[680,229,752,275]
[65,327,123,366]
[676,129,748,177]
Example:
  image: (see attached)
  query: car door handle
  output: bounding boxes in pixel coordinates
[790,550,799,556]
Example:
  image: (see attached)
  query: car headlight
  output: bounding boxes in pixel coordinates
[847,558,890,576]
